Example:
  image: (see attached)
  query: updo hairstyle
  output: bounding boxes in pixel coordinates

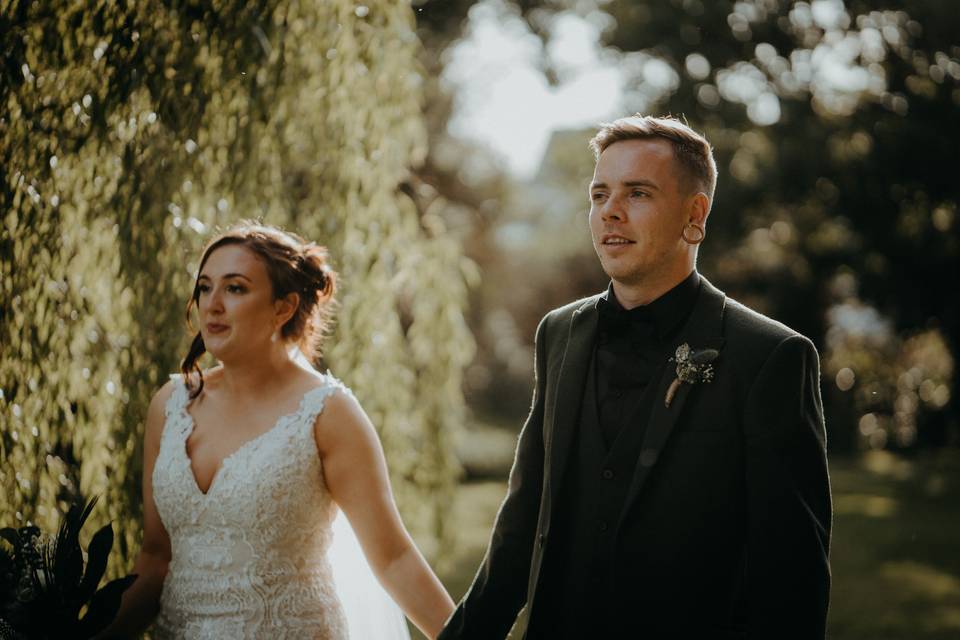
[180,221,337,398]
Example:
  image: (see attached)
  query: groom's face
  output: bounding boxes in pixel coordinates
[588,138,691,286]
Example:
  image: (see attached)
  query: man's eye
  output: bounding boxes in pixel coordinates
[630,190,648,198]
[591,192,607,201]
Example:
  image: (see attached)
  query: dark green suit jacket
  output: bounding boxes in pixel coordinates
[440,276,832,639]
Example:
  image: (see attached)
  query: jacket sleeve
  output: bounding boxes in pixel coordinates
[439,314,551,640]
[743,334,832,639]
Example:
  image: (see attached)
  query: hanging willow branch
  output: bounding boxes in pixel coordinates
[1,0,472,578]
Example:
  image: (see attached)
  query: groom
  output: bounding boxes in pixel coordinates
[440,115,832,639]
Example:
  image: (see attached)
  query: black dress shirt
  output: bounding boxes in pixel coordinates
[593,270,701,447]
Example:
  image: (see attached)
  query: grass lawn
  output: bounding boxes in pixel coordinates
[431,448,960,639]
[827,450,960,639]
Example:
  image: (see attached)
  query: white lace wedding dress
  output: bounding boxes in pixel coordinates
[151,372,410,639]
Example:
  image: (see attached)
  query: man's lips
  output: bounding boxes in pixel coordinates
[205,323,229,334]
[601,233,635,245]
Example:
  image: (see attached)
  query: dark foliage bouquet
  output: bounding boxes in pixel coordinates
[0,497,136,639]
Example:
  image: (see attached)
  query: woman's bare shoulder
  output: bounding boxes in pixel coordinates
[311,377,371,448]
[144,377,181,443]
[318,382,360,414]
[149,377,179,411]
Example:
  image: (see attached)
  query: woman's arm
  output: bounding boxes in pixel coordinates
[97,383,174,638]
[315,390,455,640]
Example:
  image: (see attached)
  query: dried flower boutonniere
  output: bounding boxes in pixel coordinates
[665,343,719,407]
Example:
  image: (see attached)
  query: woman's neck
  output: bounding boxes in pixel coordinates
[213,343,302,398]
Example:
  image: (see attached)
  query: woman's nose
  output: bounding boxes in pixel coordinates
[205,289,225,313]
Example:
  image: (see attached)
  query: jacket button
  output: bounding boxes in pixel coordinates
[538,533,546,547]
[640,448,659,467]
[598,520,608,532]
[602,469,614,480]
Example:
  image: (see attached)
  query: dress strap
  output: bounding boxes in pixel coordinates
[163,374,192,436]
[298,376,353,427]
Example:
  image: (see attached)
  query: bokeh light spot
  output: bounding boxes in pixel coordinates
[837,367,856,391]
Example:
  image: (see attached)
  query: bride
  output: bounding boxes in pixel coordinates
[102,222,455,639]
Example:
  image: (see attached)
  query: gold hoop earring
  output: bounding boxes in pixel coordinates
[682,222,705,245]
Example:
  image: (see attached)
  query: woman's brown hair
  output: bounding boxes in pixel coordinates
[180,221,337,398]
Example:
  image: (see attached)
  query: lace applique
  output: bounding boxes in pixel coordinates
[151,374,350,639]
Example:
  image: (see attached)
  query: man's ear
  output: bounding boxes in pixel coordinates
[688,192,710,227]
[275,292,300,326]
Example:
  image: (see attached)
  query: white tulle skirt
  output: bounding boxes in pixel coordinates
[329,506,411,640]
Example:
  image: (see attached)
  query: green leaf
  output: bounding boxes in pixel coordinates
[691,348,719,365]
[50,500,89,605]
[78,524,113,604]
[0,530,19,550]
[76,575,137,639]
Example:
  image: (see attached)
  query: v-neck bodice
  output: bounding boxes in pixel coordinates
[151,373,350,639]
[183,384,333,496]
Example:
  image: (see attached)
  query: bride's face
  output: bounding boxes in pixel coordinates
[196,244,284,362]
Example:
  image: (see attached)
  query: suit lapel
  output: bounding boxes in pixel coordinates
[547,298,599,508]
[618,278,727,525]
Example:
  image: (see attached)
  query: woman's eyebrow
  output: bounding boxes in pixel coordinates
[197,273,253,282]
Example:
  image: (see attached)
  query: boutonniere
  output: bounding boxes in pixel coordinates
[665,343,719,407]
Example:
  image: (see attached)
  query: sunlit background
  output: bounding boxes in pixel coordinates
[2,0,958,638]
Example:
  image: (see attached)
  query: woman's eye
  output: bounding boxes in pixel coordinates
[226,284,245,293]
[197,284,211,293]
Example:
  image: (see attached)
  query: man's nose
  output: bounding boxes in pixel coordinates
[600,195,625,221]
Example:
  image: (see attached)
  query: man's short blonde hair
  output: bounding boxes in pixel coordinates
[589,114,717,203]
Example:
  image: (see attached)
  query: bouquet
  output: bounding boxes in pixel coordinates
[0,497,136,639]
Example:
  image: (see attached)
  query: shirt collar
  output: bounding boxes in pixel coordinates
[596,270,701,339]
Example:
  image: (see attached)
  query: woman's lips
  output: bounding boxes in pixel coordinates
[205,323,229,334]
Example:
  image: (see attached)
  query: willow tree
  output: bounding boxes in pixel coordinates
[0,0,473,577]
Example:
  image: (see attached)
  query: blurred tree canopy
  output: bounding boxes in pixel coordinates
[414,0,957,451]
[1,0,473,578]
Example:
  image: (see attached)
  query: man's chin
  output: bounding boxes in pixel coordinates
[600,262,645,285]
